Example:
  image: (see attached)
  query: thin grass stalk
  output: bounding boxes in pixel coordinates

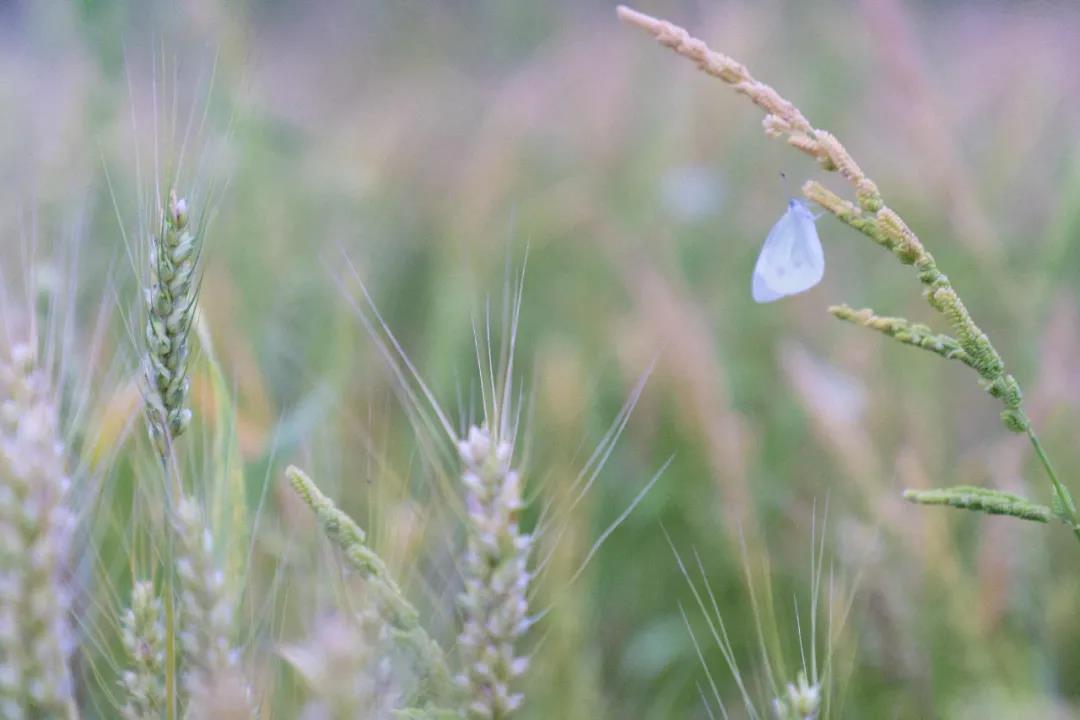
[617,5,1080,543]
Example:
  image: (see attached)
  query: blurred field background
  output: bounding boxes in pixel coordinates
[5,0,1080,717]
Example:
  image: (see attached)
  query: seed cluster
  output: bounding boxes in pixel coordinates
[0,344,77,719]
[456,426,531,720]
[145,190,199,453]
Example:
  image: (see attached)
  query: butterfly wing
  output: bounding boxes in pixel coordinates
[751,200,824,303]
[752,266,785,303]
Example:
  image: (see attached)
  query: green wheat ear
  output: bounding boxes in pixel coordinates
[145,190,200,459]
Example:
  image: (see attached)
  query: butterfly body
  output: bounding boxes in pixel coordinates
[752,199,824,303]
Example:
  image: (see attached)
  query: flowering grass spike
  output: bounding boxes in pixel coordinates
[617,4,1080,543]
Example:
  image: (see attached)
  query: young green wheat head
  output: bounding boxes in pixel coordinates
[144,190,201,460]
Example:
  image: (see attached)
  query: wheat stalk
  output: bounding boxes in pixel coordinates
[0,343,78,719]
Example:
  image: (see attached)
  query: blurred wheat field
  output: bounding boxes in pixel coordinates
[4,0,1080,718]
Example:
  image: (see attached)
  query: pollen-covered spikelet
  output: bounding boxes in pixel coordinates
[119,581,166,720]
[455,426,531,720]
[0,343,77,718]
[145,190,199,456]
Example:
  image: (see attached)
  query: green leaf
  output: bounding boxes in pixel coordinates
[902,486,1051,524]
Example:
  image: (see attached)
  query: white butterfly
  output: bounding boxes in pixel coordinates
[751,199,824,303]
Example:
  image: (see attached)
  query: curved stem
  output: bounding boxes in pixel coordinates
[1027,428,1080,545]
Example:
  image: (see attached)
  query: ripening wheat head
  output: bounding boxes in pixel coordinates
[143,190,201,459]
[0,215,126,720]
[0,343,77,718]
[327,252,661,719]
[173,494,251,715]
[119,581,166,720]
[455,423,530,719]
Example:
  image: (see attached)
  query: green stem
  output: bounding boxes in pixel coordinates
[1027,428,1080,545]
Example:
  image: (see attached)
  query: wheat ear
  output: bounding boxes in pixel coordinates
[144,190,200,458]
[0,344,78,718]
[120,581,166,720]
[455,426,531,720]
[173,496,250,713]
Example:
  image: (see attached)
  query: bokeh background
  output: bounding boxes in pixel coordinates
[5,0,1080,717]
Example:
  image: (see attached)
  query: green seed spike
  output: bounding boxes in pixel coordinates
[902,486,1052,524]
[618,0,1080,546]
[285,466,459,707]
[828,305,972,367]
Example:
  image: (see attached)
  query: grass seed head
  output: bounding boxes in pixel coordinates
[0,343,77,719]
[145,190,200,456]
[456,425,531,720]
